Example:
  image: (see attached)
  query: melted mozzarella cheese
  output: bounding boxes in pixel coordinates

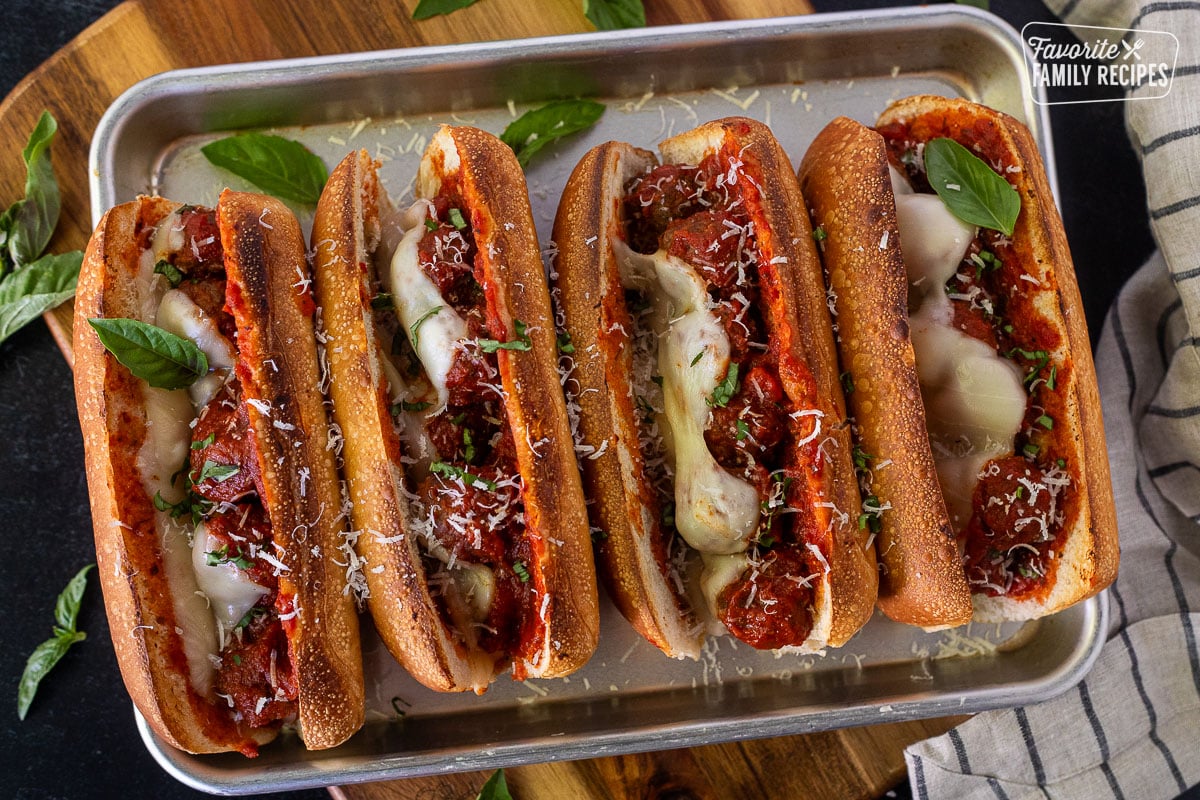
[698,552,751,621]
[895,193,977,301]
[156,289,235,409]
[160,516,220,696]
[137,382,220,694]
[613,241,759,555]
[137,386,194,504]
[895,191,1026,529]
[385,201,469,412]
[191,523,271,634]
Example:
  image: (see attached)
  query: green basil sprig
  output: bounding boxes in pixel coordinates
[87,317,209,390]
[0,111,83,346]
[475,769,514,800]
[200,132,328,205]
[500,100,605,168]
[413,0,480,19]
[584,0,646,30]
[924,137,1021,237]
[18,564,93,720]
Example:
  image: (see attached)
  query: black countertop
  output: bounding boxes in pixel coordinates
[0,2,1154,799]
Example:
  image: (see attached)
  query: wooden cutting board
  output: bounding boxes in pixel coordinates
[0,0,967,797]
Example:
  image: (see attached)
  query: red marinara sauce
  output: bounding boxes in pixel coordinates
[405,182,543,670]
[880,117,1077,602]
[622,146,824,649]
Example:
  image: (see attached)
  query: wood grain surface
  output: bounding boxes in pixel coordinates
[0,0,969,797]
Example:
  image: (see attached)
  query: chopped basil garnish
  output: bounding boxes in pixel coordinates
[18,564,92,721]
[235,606,268,630]
[478,319,532,353]
[736,418,750,441]
[557,331,576,354]
[852,446,873,471]
[370,292,393,310]
[206,546,254,570]
[154,259,185,288]
[512,561,531,583]
[463,428,476,463]
[448,208,468,231]
[690,351,704,367]
[191,433,216,450]
[1036,414,1054,429]
[661,502,676,530]
[430,461,497,491]
[811,225,827,243]
[409,305,444,349]
[424,217,438,232]
[923,137,1021,237]
[1023,442,1040,458]
[87,317,208,390]
[840,370,855,395]
[194,460,239,485]
[706,363,740,408]
[200,132,328,205]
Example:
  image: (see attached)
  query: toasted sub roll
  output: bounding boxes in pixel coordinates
[74,192,364,755]
[553,117,877,658]
[798,117,974,630]
[310,130,599,693]
[809,96,1116,622]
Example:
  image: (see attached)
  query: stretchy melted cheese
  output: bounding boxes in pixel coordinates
[614,241,760,557]
[386,200,470,413]
[892,173,1026,528]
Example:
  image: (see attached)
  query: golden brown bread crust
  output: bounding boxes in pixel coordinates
[554,118,877,654]
[75,197,267,755]
[552,141,704,659]
[313,128,599,689]
[875,95,1118,620]
[798,117,974,631]
[434,126,599,678]
[217,190,365,749]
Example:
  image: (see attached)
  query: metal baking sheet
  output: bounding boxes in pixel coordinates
[89,6,1106,794]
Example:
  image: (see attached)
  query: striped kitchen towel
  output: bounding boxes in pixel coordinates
[906,1,1200,798]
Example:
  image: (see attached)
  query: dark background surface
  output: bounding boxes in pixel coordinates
[0,2,1156,799]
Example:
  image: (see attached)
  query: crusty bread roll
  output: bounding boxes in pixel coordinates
[553,117,877,657]
[311,128,599,692]
[798,116,974,630]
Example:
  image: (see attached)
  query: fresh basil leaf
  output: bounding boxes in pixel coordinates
[924,137,1020,237]
[583,0,646,30]
[0,251,81,345]
[18,634,82,721]
[500,100,605,168]
[476,769,514,800]
[19,564,92,720]
[195,460,239,484]
[87,317,209,390]
[53,564,94,633]
[413,0,480,20]
[8,111,61,269]
[201,133,328,205]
